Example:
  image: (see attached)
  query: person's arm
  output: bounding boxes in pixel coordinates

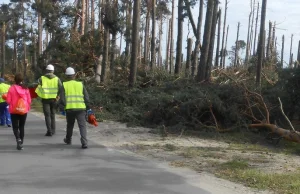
[6,87,12,104]
[37,77,42,85]
[83,85,90,110]
[26,89,32,105]
[56,78,63,99]
[58,86,66,110]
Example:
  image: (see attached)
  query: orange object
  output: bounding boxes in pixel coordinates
[88,113,98,127]
[2,94,7,101]
[29,87,38,99]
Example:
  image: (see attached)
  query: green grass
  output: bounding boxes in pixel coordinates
[216,159,300,194]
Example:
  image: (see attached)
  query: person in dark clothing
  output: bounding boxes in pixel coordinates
[35,64,62,136]
[6,73,32,150]
[59,67,90,149]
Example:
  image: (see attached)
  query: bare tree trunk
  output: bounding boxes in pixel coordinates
[175,0,184,74]
[253,1,259,55]
[37,0,43,55]
[144,4,150,65]
[150,0,156,69]
[101,28,110,82]
[110,33,116,78]
[165,19,171,71]
[186,38,193,77]
[81,0,86,35]
[234,22,240,67]
[1,22,5,78]
[220,0,228,69]
[280,35,285,68]
[215,8,221,67]
[98,0,102,30]
[169,0,175,74]
[297,40,300,66]
[206,0,219,80]
[245,8,252,63]
[91,0,95,31]
[289,34,293,68]
[256,0,267,88]
[86,0,89,33]
[249,0,255,56]
[191,0,203,76]
[196,0,214,81]
[158,17,163,67]
[266,21,272,60]
[129,0,141,87]
[125,1,132,58]
[223,25,229,67]
[271,22,276,61]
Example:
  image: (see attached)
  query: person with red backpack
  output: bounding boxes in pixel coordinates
[6,73,32,150]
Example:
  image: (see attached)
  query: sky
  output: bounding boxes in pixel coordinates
[0,0,299,67]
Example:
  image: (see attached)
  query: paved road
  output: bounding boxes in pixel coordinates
[0,113,213,194]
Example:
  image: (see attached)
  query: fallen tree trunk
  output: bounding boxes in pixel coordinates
[249,123,300,143]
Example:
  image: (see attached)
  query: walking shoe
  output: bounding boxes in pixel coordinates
[82,144,88,149]
[45,132,52,136]
[17,139,23,150]
[7,125,11,127]
[63,138,71,145]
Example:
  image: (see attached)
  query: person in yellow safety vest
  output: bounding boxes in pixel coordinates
[35,64,62,136]
[58,67,90,149]
[0,78,11,127]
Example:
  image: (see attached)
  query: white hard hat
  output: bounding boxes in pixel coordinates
[65,67,76,75]
[46,64,54,71]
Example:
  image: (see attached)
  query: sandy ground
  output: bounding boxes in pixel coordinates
[30,111,281,194]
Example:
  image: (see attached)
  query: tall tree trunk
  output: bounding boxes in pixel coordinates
[220,0,228,69]
[144,5,150,65]
[165,18,171,71]
[196,0,214,81]
[249,0,255,57]
[91,0,95,31]
[215,8,221,67]
[110,33,116,78]
[13,36,17,73]
[223,25,229,67]
[129,0,141,87]
[150,0,156,69]
[158,17,163,67]
[175,0,184,74]
[206,0,219,80]
[266,21,272,60]
[191,0,203,76]
[270,22,276,61]
[234,22,240,67]
[256,0,267,88]
[125,1,132,58]
[1,22,5,78]
[253,1,259,55]
[297,40,300,66]
[186,38,193,77]
[81,0,86,35]
[245,9,252,63]
[289,34,293,68]
[101,28,110,82]
[85,0,89,33]
[169,0,175,73]
[98,0,102,30]
[37,0,43,55]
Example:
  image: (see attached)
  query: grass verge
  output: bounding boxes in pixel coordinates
[215,159,300,194]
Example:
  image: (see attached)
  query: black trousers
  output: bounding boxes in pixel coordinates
[11,114,27,141]
[66,110,87,145]
[42,99,56,134]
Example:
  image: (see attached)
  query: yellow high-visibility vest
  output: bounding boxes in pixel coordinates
[63,80,86,110]
[0,83,10,103]
[35,76,59,99]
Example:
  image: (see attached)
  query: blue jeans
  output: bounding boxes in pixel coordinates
[0,102,11,126]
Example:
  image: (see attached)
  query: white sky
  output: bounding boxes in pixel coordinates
[0,0,299,67]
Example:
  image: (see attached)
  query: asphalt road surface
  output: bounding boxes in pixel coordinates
[0,113,242,194]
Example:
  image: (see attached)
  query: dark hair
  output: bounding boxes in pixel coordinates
[14,73,23,84]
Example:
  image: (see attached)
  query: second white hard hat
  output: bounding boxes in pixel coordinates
[46,64,54,71]
[65,67,76,75]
